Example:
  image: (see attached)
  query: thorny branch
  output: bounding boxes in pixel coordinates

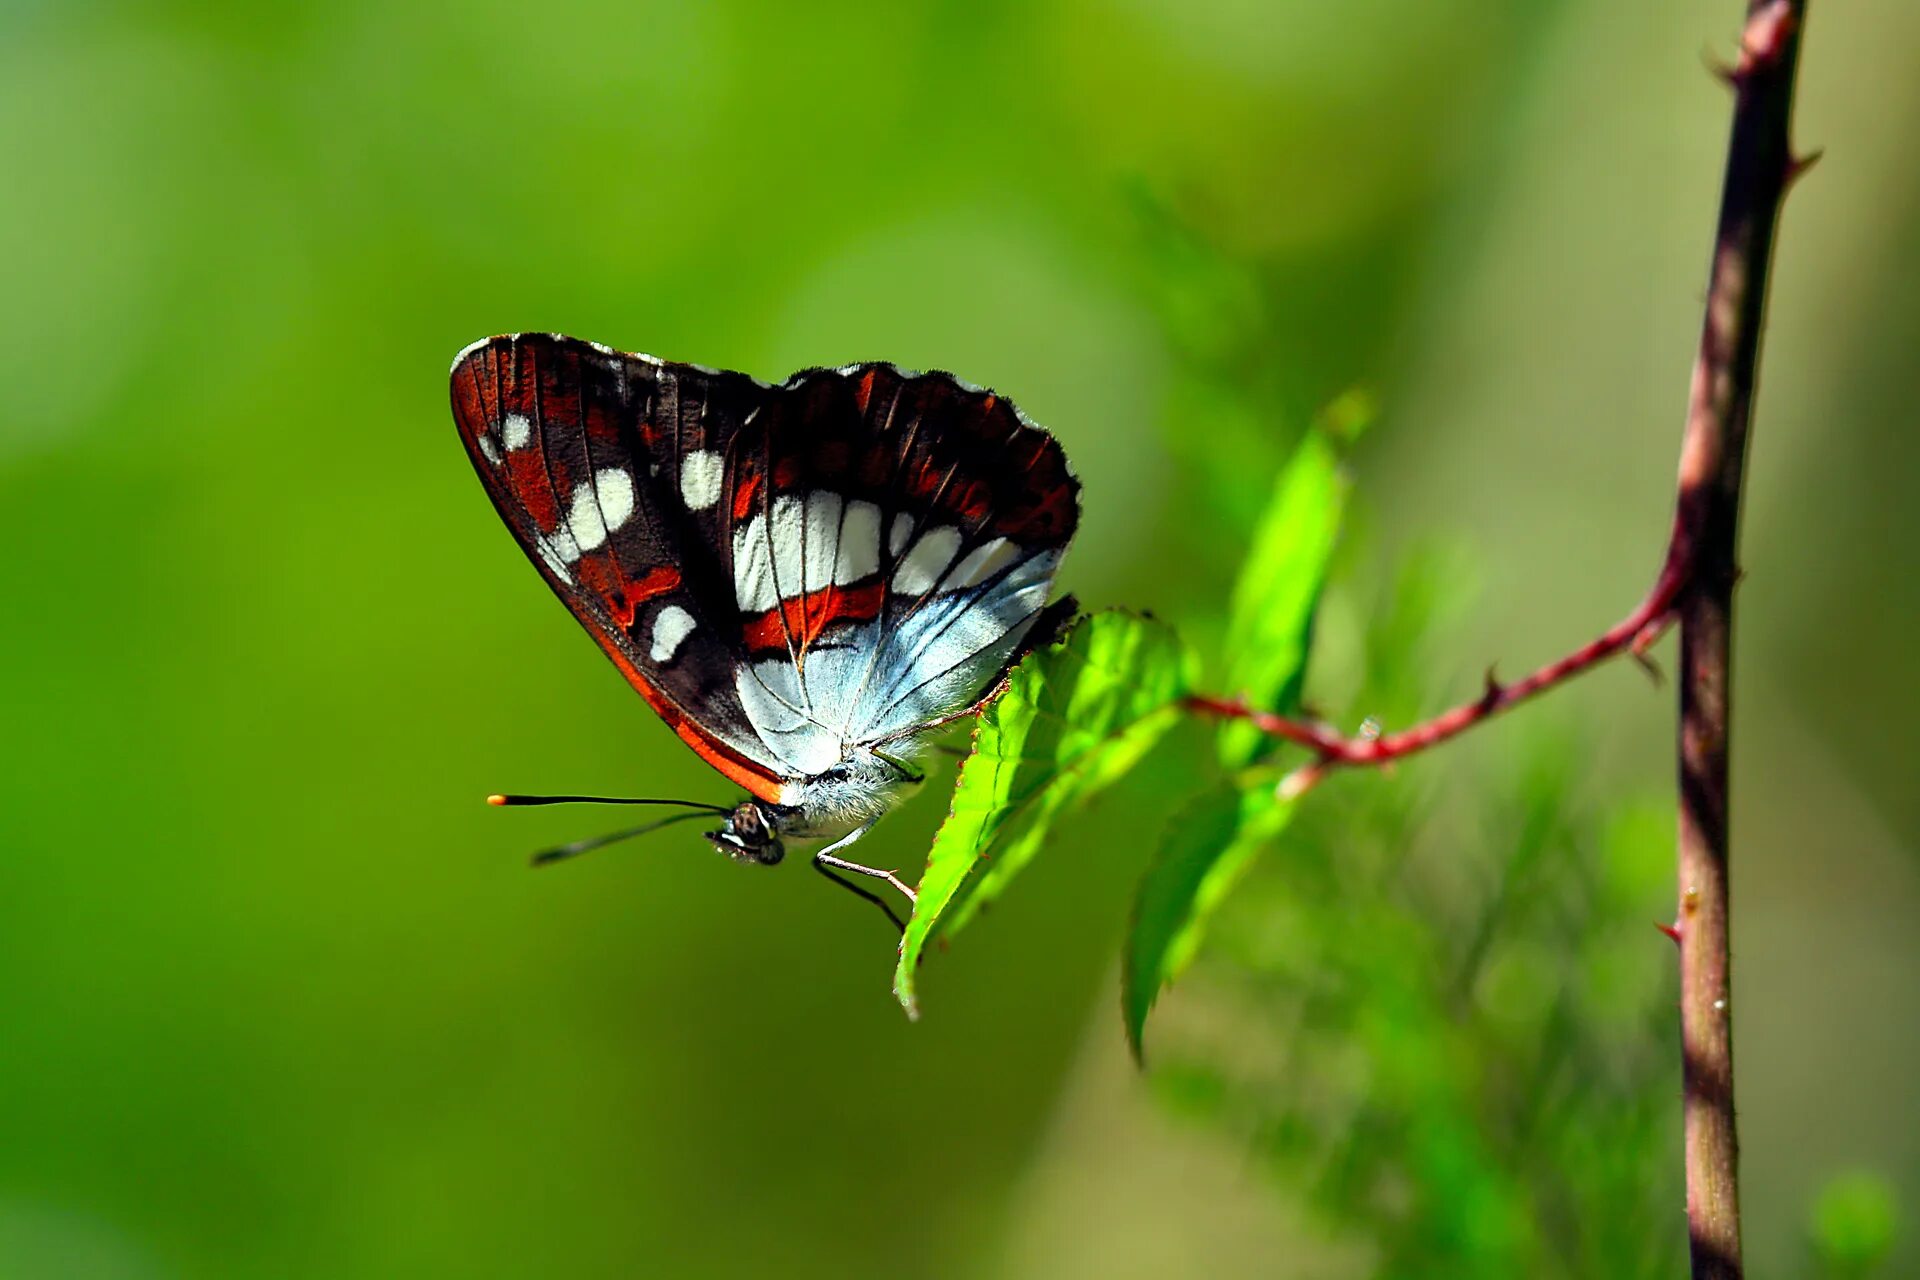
[1671,4,1809,1276]
[1183,549,1684,780]
[1188,4,1811,1276]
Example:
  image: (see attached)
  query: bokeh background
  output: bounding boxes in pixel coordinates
[3,1,1916,1276]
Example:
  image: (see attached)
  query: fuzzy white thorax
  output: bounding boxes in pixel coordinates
[772,745,923,840]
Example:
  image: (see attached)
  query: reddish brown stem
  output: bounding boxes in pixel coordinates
[1190,4,1810,1274]
[1673,4,1806,1276]
[1186,551,1684,769]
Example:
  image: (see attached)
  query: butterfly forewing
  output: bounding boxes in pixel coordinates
[451,334,1078,800]
[451,336,790,800]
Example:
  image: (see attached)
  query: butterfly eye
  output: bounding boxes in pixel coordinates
[704,823,784,867]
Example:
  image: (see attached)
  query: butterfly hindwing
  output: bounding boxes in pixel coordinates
[451,334,1079,796]
[731,364,1078,761]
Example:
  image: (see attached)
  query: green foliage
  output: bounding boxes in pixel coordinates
[893,611,1196,1018]
[1216,422,1353,769]
[917,420,1349,1039]
[1125,780,1299,1059]
[1811,1172,1900,1278]
[892,418,1337,1036]
[1120,415,1354,1056]
[914,379,1685,1272]
[1134,553,1685,1278]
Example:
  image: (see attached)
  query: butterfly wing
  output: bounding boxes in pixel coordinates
[451,334,1079,797]
[450,334,792,801]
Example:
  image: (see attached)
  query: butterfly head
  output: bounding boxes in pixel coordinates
[706,800,786,866]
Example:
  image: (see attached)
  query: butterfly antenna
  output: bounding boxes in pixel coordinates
[486,795,734,867]
[487,793,732,813]
[528,810,717,867]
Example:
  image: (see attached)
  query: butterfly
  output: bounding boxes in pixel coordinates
[450,334,1079,917]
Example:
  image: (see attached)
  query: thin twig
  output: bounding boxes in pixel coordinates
[1189,4,1812,1274]
[1186,549,1684,770]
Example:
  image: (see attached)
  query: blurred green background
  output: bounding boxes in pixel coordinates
[3,1,1916,1276]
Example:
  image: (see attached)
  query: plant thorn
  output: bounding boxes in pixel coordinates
[1785,147,1824,188]
[1703,49,1744,90]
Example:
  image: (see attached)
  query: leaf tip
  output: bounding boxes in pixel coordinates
[1122,1002,1149,1067]
[1316,386,1376,448]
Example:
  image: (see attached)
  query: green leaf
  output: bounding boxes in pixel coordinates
[1124,780,1300,1059]
[893,610,1196,1018]
[1216,423,1354,768]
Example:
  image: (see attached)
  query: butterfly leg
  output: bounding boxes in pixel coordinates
[811,820,918,906]
[815,852,919,908]
[810,858,908,936]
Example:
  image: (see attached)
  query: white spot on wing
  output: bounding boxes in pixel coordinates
[768,495,805,598]
[945,537,1017,589]
[567,485,609,553]
[502,413,532,451]
[594,468,636,533]
[733,512,777,611]
[892,525,961,595]
[802,493,845,592]
[889,513,913,556]
[650,605,696,662]
[680,449,724,510]
[476,433,502,466]
[836,500,882,585]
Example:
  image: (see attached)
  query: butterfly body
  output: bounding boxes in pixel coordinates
[707,751,923,866]
[451,334,1078,874]
[773,747,923,835]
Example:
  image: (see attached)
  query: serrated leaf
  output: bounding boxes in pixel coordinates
[893,610,1196,1018]
[1124,781,1299,1059]
[1217,428,1352,768]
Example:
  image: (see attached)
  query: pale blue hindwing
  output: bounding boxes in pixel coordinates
[730,537,1063,778]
